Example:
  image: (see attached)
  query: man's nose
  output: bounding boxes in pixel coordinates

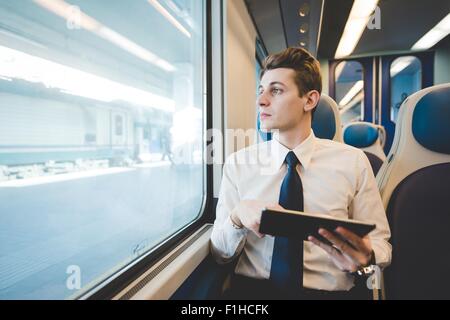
[257,91,270,107]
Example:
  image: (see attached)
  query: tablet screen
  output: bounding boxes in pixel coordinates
[259,208,376,240]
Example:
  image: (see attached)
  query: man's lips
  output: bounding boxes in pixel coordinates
[260,113,271,119]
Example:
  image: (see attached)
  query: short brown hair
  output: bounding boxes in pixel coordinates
[260,47,322,116]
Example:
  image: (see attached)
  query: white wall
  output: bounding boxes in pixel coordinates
[319,59,329,96]
[224,0,258,157]
[434,38,450,85]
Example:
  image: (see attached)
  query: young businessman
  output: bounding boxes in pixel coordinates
[210,47,391,299]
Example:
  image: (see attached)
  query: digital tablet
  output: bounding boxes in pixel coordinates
[259,208,376,243]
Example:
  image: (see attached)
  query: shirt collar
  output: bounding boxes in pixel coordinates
[271,130,316,171]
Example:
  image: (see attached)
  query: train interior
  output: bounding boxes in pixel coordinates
[0,0,449,300]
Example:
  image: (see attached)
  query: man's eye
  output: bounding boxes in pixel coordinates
[272,88,282,95]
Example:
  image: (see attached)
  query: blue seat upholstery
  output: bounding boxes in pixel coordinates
[363,151,383,176]
[412,87,450,154]
[343,122,387,173]
[311,94,342,142]
[344,123,384,176]
[344,123,379,148]
[386,163,450,299]
[377,84,450,299]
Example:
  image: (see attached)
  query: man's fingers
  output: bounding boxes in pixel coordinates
[308,235,341,257]
[254,226,265,238]
[255,231,265,238]
[318,228,360,259]
[266,203,284,211]
[253,222,265,238]
[334,227,372,256]
[309,236,360,272]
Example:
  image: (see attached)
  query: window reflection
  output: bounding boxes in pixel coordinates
[0,0,205,299]
[335,61,364,126]
[390,56,421,123]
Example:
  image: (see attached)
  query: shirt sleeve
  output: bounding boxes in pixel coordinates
[349,151,392,268]
[210,154,248,264]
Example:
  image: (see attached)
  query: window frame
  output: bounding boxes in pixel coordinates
[380,51,434,154]
[333,59,366,124]
[329,57,375,124]
[388,55,422,124]
[81,0,214,300]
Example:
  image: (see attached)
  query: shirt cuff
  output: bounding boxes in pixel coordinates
[371,242,391,268]
[225,215,248,238]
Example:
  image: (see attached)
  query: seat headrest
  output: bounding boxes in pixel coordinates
[343,123,379,148]
[377,83,450,208]
[412,87,450,154]
[312,94,342,142]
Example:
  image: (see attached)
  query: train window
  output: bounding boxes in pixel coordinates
[115,115,124,136]
[335,61,364,126]
[0,0,206,299]
[390,56,422,123]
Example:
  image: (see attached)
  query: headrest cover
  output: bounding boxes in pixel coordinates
[312,97,336,140]
[412,87,450,154]
[343,123,379,148]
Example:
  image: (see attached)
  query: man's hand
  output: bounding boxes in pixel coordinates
[308,227,373,272]
[231,200,284,238]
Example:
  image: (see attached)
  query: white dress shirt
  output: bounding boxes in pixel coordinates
[210,130,392,291]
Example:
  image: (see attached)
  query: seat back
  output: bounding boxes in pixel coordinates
[343,122,387,161]
[377,84,450,299]
[363,151,384,176]
[312,94,343,142]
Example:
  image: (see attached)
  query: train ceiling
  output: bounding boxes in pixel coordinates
[245,0,450,60]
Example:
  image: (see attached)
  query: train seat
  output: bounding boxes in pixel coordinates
[377,83,450,299]
[343,122,387,175]
[312,94,343,142]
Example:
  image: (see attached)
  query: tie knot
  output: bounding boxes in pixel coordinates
[285,151,299,168]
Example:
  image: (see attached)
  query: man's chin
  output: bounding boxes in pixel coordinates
[259,121,274,132]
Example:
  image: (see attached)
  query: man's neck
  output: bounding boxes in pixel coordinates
[275,126,311,150]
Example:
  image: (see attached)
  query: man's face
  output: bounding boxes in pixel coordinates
[257,68,308,132]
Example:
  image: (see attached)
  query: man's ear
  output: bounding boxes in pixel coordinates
[304,90,320,113]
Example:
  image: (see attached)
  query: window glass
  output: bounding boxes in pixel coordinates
[0,0,205,299]
[335,61,364,126]
[390,56,421,123]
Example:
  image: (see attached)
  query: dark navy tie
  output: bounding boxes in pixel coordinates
[270,151,304,294]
